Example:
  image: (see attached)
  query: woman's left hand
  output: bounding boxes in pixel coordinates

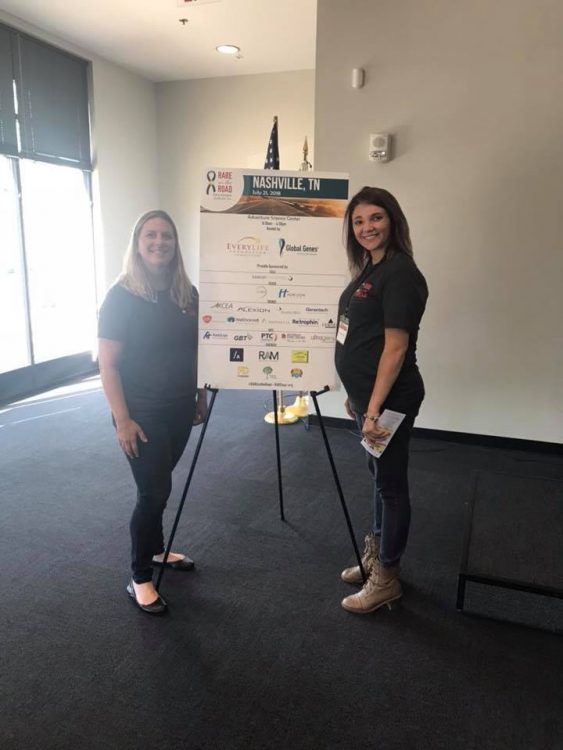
[193,391,208,425]
[362,414,390,444]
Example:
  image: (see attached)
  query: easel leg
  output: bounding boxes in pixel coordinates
[156,387,218,591]
[310,390,366,582]
[456,575,466,611]
[273,390,285,521]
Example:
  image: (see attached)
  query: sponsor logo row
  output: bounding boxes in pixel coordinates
[229,349,309,364]
[221,235,319,258]
[201,314,336,328]
[201,331,335,344]
[208,302,331,314]
[233,365,304,380]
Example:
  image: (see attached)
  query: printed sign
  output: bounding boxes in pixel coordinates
[198,168,349,390]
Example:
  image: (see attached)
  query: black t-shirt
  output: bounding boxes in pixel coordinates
[97,284,199,413]
[335,253,428,415]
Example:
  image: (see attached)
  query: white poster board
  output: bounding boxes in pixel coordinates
[198,168,349,391]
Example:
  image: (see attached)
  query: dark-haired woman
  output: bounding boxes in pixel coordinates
[335,187,428,614]
[98,210,207,614]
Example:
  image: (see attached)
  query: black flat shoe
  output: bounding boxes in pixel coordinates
[152,556,195,571]
[126,579,168,614]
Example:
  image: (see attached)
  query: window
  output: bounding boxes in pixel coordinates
[20,160,96,364]
[0,23,96,398]
[0,155,29,373]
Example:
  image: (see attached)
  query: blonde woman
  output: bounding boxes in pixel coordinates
[98,210,207,615]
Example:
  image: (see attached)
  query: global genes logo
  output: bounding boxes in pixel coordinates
[226,236,268,257]
[278,238,319,256]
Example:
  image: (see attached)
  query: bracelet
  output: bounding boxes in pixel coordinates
[363,413,379,422]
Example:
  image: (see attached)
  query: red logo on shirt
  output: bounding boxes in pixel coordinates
[353,282,373,299]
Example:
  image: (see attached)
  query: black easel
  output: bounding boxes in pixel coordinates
[155,386,218,591]
[272,389,285,521]
[310,387,366,582]
[156,385,366,592]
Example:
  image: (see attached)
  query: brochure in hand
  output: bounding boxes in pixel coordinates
[360,409,406,458]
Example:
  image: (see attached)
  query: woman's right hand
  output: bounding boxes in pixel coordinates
[115,418,148,459]
[344,398,355,419]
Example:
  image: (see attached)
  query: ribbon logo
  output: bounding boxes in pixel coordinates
[206,170,216,195]
[278,238,286,256]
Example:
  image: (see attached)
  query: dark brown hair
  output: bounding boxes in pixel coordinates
[344,187,413,277]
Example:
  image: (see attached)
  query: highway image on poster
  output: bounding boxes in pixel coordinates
[199,168,349,391]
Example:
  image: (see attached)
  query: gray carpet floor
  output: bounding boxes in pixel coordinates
[1,379,562,750]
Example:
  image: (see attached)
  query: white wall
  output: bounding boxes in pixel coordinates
[156,71,315,282]
[0,10,159,295]
[89,61,158,289]
[315,0,563,443]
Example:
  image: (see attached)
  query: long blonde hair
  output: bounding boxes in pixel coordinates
[118,209,195,308]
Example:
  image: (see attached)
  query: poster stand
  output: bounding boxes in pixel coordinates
[155,385,218,591]
[155,385,367,591]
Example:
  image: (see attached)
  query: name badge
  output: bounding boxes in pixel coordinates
[336,315,349,345]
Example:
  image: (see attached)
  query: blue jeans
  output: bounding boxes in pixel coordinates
[354,412,415,568]
[125,400,195,583]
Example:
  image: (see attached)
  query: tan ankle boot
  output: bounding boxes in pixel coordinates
[341,533,379,584]
[341,560,402,614]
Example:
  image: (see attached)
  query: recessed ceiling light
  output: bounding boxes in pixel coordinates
[216,44,240,55]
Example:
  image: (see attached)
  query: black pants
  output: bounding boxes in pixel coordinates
[125,400,195,583]
[354,412,416,567]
